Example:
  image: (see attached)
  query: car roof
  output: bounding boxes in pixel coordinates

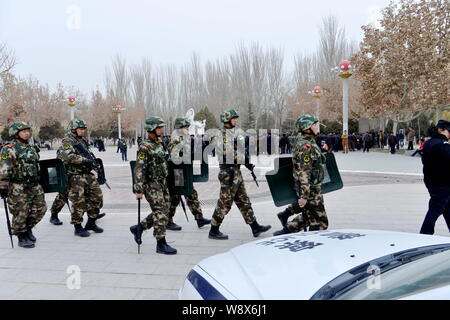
[196,229,450,300]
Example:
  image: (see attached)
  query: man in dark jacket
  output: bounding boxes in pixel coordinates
[388,132,398,154]
[419,120,450,235]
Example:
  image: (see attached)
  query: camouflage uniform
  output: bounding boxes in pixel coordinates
[275,115,329,236]
[0,124,47,237]
[285,132,328,232]
[134,137,170,240]
[50,192,67,215]
[167,134,204,222]
[208,110,270,240]
[57,130,103,225]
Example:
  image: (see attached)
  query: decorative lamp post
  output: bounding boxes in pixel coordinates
[333,60,354,133]
[308,86,322,120]
[67,96,77,120]
[112,105,127,139]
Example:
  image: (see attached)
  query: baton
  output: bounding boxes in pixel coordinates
[2,198,14,248]
[137,198,141,254]
[180,197,189,222]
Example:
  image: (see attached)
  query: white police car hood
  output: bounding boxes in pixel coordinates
[196,229,450,300]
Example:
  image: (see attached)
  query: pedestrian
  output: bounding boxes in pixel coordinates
[120,139,128,161]
[388,132,398,154]
[274,114,329,235]
[341,130,349,153]
[57,119,104,237]
[208,109,271,240]
[419,120,450,235]
[0,122,47,248]
[407,127,415,150]
[363,132,372,152]
[411,137,426,157]
[129,117,177,255]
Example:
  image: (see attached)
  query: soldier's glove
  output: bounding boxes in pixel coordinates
[83,158,95,168]
[0,188,8,199]
[245,163,255,171]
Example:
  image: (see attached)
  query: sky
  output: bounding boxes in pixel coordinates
[0,0,392,95]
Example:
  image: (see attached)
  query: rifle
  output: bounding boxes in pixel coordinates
[2,197,14,248]
[180,197,189,222]
[73,142,111,190]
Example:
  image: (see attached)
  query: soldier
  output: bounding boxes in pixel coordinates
[274,114,329,235]
[57,119,104,237]
[0,122,47,248]
[166,117,211,231]
[49,191,106,225]
[129,117,177,255]
[209,109,271,240]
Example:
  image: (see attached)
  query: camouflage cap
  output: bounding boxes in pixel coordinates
[220,109,239,123]
[145,116,166,132]
[9,121,31,137]
[296,114,319,132]
[174,117,191,129]
[68,119,88,131]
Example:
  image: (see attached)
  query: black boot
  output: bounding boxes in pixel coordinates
[208,225,228,240]
[95,212,106,220]
[85,217,104,233]
[273,226,291,236]
[18,233,35,248]
[250,221,272,238]
[74,224,90,237]
[156,237,177,255]
[196,218,211,228]
[277,209,292,227]
[130,223,144,245]
[50,212,63,225]
[166,221,182,231]
[26,228,36,243]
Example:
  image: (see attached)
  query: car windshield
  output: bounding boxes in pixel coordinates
[336,249,450,300]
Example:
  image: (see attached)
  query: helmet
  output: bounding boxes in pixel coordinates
[296,114,319,132]
[220,109,239,123]
[9,121,31,137]
[145,117,166,132]
[68,119,88,131]
[174,117,190,129]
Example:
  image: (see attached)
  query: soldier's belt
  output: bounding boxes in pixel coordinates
[219,164,241,169]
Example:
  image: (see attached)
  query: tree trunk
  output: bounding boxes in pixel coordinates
[393,120,398,134]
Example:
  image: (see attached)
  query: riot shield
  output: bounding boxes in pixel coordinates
[265,153,343,207]
[39,159,68,193]
[167,161,194,196]
[130,160,194,195]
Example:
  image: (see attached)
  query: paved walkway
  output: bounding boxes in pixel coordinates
[0,147,447,299]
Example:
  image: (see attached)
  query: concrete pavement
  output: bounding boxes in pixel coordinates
[0,147,447,299]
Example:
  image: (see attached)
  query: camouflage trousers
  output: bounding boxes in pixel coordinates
[7,182,47,235]
[286,186,328,232]
[140,181,170,240]
[50,191,67,214]
[211,167,256,227]
[169,188,204,222]
[68,174,103,225]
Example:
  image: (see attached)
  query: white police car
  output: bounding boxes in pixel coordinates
[178,229,450,300]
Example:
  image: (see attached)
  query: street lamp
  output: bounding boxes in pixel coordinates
[112,105,127,139]
[333,60,354,133]
[308,86,322,120]
[67,96,77,120]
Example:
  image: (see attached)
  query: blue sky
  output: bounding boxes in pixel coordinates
[0,0,391,94]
